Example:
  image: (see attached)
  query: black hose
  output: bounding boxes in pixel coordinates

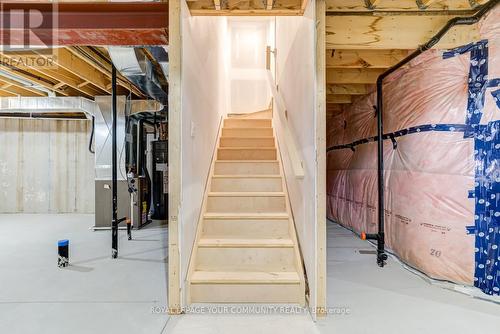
[88,116,95,154]
[372,0,499,267]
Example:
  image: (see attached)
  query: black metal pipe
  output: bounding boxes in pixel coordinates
[111,65,118,259]
[374,0,499,267]
[88,116,95,154]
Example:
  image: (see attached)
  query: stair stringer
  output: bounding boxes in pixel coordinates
[273,126,307,307]
[184,117,223,305]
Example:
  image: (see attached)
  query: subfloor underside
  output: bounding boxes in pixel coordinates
[0,214,498,333]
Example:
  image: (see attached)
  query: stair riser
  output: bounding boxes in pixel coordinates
[202,219,290,238]
[219,137,275,147]
[214,161,280,175]
[190,283,303,304]
[218,148,277,160]
[222,128,273,137]
[206,196,286,213]
[196,247,296,271]
[211,178,282,192]
[227,110,272,119]
[224,119,272,128]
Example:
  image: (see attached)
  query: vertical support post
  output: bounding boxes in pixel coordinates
[111,64,118,259]
[315,0,327,318]
[168,0,182,315]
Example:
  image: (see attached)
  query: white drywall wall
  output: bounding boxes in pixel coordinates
[227,18,273,114]
[274,1,318,314]
[179,0,228,304]
[0,118,94,213]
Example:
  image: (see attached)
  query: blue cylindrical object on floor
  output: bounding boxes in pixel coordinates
[58,239,69,268]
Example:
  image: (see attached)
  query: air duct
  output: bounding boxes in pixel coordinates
[108,46,168,106]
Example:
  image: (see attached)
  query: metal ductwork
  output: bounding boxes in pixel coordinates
[107,46,168,106]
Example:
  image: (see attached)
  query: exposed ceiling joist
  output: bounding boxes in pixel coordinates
[327,84,370,95]
[326,15,480,49]
[0,60,70,96]
[188,0,305,15]
[189,9,302,15]
[327,49,411,68]
[67,47,144,97]
[0,52,96,98]
[36,48,110,92]
[326,0,488,12]
[364,0,381,9]
[0,76,47,97]
[327,68,385,84]
[327,94,352,104]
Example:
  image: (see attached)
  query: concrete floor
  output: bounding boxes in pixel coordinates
[1,215,499,334]
[0,214,169,334]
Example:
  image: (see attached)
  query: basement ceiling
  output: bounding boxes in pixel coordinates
[186,0,308,15]
[0,47,146,99]
[325,0,489,117]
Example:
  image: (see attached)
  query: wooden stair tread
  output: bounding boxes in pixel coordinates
[216,160,278,163]
[190,271,300,284]
[221,136,274,139]
[204,212,289,219]
[198,238,294,248]
[212,174,281,178]
[223,127,272,130]
[208,191,285,197]
[218,147,276,150]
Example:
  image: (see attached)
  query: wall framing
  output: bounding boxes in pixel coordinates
[315,0,327,318]
[168,0,182,315]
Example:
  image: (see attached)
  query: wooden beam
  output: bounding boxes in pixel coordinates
[0,52,98,98]
[168,0,182,316]
[36,48,110,92]
[0,75,47,96]
[300,0,309,11]
[326,49,411,68]
[365,0,381,9]
[0,62,69,96]
[326,15,480,49]
[190,9,302,16]
[416,0,436,9]
[327,84,370,95]
[327,68,384,84]
[327,94,352,104]
[67,47,144,97]
[326,0,480,11]
[315,0,327,320]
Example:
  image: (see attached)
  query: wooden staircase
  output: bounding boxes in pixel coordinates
[187,110,306,304]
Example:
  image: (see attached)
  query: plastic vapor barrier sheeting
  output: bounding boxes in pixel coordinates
[326,8,500,295]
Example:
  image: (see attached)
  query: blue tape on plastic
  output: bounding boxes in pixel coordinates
[470,120,500,295]
[444,40,489,138]
[58,239,69,247]
[492,89,500,109]
[445,40,500,295]
[466,226,477,235]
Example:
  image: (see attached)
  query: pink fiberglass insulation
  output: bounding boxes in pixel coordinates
[326,7,500,293]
